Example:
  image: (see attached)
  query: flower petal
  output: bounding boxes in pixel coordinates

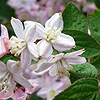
[66,56,86,64]
[11,17,24,39]
[7,60,22,74]
[37,87,48,98]
[64,49,85,58]
[27,42,39,61]
[49,64,58,77]
[13,74,33,88]
[37,40,53,58]
[45,13,63,30]
[21,49,31,69]
[0,38,7,57]
[0,61,7,72]
[1,24,9,38]
[32,60,52,75]
[24,21,45,39]
[52,33,75,51]
[24,25,37,42]
[49,53,64,63]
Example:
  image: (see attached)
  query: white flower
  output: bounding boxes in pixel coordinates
[37,74,68,100]
[10,18,37,68]
[49,49,86,77]
[0,60,32,94]
[24,13,75,56]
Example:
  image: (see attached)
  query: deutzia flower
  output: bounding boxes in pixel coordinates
[0,24,9,58]
[0,60,32,99]
[48,49,86,77]
[12,79,39,100]
[24,13,75,56]
[37,73,70,100]
[10,18,37,68]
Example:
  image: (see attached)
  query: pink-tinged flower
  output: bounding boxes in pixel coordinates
[0,60,32,99]
[48,49,86,77]
[8,0,64,24]
[37,73,69,100]
[25,13,75,56]
[10,18,37,68]
[12,79,39,100]
[0,24,9,58]
[8,0,36,11]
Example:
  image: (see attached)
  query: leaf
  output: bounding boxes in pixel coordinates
[70,63,97,83]
[94,9,100,19]
[92,56,100,70]
[30,91,43,100]
[88,14,100,43]
[0,55,18,64]
[62,3,88,33]
[63,30,100,58]
[54,78,99,100]
[94,0,100,9]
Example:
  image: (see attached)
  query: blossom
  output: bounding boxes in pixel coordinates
[0,60,32,99]
[12,79,39,100]
[10,18,37,68]
[48,49,86,77]
[0,24,9,58]
[37,73,70,100]
[25,13,75,57]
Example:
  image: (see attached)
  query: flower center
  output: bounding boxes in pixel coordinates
[0,72,10,91]
[45,25,61,42]
[10,36,26,56]
[48,90,57,98]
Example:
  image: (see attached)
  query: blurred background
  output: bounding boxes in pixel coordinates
[0,0,98,37]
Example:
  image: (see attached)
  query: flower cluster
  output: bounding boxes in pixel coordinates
[8,0,64,24]
[0,13,86,100]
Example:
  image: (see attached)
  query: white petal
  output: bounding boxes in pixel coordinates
[37,87,48,98]
[64,49,85,58]
[45,13,63,30]
[49,64,58,77]
[27,42,39,60]
[13,74,33,88]
[24,21,45,39]
[52,82,64,90]
[0,38,6,57]
[49,53,64,63]
[66,56,86,64]
[1,24,9,38]
[35,62,52,74]
[7,60,22,74]
[24,25,37,42]
[52,33,75,51]
[61,59,72,68]
[0,61,7,72]
[11,17,24,39]
[37,40,53,58]
[21,49,31,69]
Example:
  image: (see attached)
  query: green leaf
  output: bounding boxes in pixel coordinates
[63,30,100,58]
[94,0,100,9]
[88,14,100,43]
[92,56,100,70]
[0,55,18,64]
[70,63,97,82]
[94,9,100,19]
[30,91,43,100]
[54,78,99,100]
[62,3,88,33]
